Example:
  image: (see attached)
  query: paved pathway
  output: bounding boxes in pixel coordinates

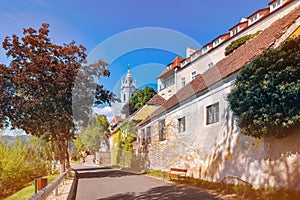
[72,165,223,200]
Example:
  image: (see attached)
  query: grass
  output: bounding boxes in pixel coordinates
[147,170,300,200]
[70,160,82,165]
[3,173,60,200]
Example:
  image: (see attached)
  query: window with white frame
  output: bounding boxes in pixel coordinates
[159,119,166,141]
[202,46,209,54]
[270,0,282,12]
[213,39,221,47]
[181,77,186,88]
[206,103,219,125]
[191,53,197,60]
[191,71,197,80]
[249,14,258,25]
[231,27,239,36]
[146,126,151,144]
[178,117,186,132]
[168,90,172,98]
[162,76,175,90]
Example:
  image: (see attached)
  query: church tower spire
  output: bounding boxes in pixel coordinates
[120,64,137,104]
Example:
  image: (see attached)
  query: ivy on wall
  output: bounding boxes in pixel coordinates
[225,31,262,56]
[228,36,300,138]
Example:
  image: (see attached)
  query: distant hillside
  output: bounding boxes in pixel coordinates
[1,135,30,144]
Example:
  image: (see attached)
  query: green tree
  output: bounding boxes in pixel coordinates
[0,24,117,173]
[0,135,49,198]
[122,86,156,117]
[228,36,300,138]
[80,115,109,154]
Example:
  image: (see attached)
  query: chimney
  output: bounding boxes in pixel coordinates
[186,47,196,58]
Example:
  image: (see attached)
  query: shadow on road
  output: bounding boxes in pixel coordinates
[76,168,137,179]
[96,185,220,200]
[74,166,112,172]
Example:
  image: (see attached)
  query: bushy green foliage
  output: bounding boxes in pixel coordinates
[0,135,49,198]
[225,31,261,56]
[80,115,109,154]
[122,86,156,117]
[111,120,137,167]
[228,36,300,138]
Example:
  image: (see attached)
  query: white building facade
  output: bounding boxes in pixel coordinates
[138,0,300,190]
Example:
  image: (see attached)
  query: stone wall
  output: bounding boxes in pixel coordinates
[140,78,300,190]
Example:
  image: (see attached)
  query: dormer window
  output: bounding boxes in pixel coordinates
[231,27,239,36]
[191,53,197,61]
[213,39,221,47]
[202,46,209,54]
[249,14,259,25]
[181,60,187,67]
[270,0,282,12]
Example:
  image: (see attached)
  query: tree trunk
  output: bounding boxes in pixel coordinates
[65,140,70,169]
[58,140,67,175]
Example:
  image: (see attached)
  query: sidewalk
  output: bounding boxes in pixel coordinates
[47,177,74,200]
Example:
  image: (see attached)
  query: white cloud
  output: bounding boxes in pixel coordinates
[92,102,123,122]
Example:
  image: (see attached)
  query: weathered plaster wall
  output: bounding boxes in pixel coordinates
[142,78,300,190]
[175,0,300,93]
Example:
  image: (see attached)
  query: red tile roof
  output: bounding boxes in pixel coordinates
[229,21,248,32]
[170,56,185,69]
[139,5,300,127]
[157,56,184,78]
[247,8,270,19]
[110,116,124,124]
[147,94,166,105]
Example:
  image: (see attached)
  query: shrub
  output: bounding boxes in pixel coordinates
[228,36,300,138]
[0,136,50,198]
[225,31,261,56]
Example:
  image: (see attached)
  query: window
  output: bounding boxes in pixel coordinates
[140,129,145,144]
[213,39,220,47]
[231,27,239,36]
[159,119,166,141]
[146,126,151,144]
[191,71,197,80]
[208,62,214,67]
[249,14,258,24]
[206,103,219,125]
[202,46,209,54]
[168,90,172,98]
[162,76,175,89]
[178,117,186,132]
[181,77,186,88]
[270,0,282,12]
[191,53,197,60]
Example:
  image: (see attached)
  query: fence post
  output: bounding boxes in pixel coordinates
[34,178,37,194]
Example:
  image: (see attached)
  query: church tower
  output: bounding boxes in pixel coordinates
[120,65,137,104]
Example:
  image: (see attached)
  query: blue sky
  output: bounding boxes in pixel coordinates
[0,0,271,119]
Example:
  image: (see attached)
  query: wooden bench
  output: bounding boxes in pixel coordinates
[164,168,187,182]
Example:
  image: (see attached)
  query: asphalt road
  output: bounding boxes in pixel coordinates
[72,165,221,200]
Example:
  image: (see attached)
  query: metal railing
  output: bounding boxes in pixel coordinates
[30,168,71,200]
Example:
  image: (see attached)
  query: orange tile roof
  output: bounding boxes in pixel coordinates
[110,116,124,124]
[247,8,270,19]
[139,5,300,127]
[146,94,166,105]
[157,56,184,78]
